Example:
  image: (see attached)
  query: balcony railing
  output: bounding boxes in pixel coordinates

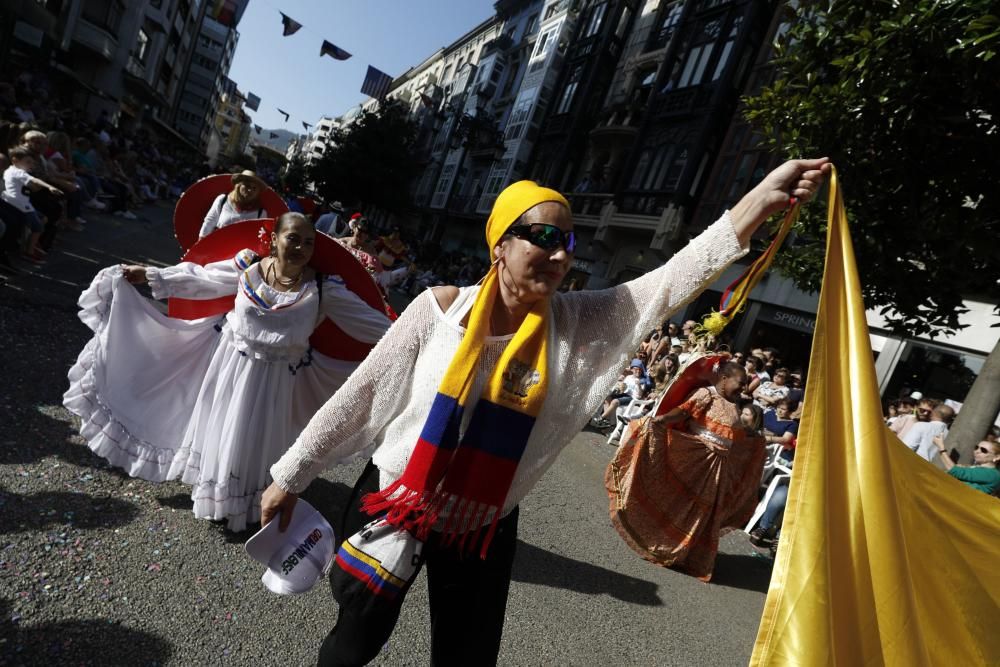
[652,83,717,118]
[565,192,612,218]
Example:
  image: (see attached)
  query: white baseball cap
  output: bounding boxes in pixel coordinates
[245,499,336,595]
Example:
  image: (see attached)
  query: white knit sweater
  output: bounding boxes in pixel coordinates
[271,213,747,516]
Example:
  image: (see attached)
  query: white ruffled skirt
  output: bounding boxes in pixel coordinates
[64,268,357,531]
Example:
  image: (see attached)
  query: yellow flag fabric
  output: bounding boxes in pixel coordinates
[750,168,1000,666]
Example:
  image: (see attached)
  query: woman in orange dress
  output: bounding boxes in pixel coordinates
[607,360,766,581]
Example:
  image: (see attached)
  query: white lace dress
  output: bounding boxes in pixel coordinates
[64,249,392,531]
[271,213,749,522]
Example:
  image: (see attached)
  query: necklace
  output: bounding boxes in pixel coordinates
[266,260,302,290]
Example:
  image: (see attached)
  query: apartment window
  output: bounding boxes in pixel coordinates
[544,5,559,20]
[615,6,632,39]
[675,17,724,88]
[500,56,522,98]
[435,165,455,194]
[554,65,583,115]
[650,1,683,50]
[484,158,512,195]
[524,13,539,36]
[629,149,651,189]
[504,97,533,141]
[136,29,150,64]
[528,27,558,73]
[583,2,607,38]
[83,0,125,33]
[711,16,742,81]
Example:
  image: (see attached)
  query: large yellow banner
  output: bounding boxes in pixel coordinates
[750,169,1000,665]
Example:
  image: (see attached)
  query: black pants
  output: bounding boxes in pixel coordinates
[318,461,519,667]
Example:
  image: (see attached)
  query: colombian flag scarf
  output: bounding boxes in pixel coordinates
[361,181,570,558]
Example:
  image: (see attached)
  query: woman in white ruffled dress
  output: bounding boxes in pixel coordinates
[64,212,392,531]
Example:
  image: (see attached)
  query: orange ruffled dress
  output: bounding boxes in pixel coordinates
[606,386,766,581]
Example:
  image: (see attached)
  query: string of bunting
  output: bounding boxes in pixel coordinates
[241,4,394,137]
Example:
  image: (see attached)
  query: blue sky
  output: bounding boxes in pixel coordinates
[228,0,497,131]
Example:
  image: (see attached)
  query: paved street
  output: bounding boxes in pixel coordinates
[0,203,773,666]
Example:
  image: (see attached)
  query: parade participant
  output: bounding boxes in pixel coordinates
[260,158,830,665]
[608,361,767,580]
[64,212,392,532]
[375,227,407,269]
[198,170,269,238]
[336,214,409,293]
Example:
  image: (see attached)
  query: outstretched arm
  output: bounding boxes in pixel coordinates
[318,275,393,344]
[552,159,831,424]
[729,158,831,247]
[122,249,253,300]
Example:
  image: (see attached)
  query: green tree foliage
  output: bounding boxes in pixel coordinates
[744,1,1000,336]
[307,101,420,212]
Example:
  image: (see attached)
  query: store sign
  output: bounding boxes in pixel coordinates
[763,306,816,334]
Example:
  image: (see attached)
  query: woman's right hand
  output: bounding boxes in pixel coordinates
[121,264,148,284]
[261,482,298,532]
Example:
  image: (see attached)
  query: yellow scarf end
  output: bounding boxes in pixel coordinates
[696,311,731,339]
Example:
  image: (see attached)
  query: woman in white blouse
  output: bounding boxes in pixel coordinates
[262,159,831,665]
[64,212,392,532]
[198,170,270,239]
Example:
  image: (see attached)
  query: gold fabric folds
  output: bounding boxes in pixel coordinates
[750,169,1000,665]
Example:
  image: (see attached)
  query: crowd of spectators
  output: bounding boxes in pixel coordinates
[0,68,202,281]
[583,315,1000,559]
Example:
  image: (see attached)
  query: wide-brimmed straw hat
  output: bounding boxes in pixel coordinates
[231,170,266,189]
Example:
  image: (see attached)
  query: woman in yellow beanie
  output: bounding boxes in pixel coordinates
[261,158,831,665]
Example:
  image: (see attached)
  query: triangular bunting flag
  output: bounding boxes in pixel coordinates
[750,168,1000,665]
[280,12,302,36]
[360,65,393,100]
[254,125,262,134]
[302,121,312,131]
[277,108,290,122]
[320,40,352,61]
[269,132,279,139]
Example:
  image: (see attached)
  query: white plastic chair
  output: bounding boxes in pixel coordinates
[760,441,793,485]
[607,398,656,445]
[745,472,791,534]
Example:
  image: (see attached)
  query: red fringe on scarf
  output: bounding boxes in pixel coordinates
[361,481,502,559]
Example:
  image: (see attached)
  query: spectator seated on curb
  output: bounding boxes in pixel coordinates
[931,437,1000,495]
[743,355,766,397]
[763,398,799,463]
[591,359,649,430]
[2,146,62,264]
[753,367,791,409]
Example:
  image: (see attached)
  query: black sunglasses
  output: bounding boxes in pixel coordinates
[977,445,992,454]
[506,224,576,254]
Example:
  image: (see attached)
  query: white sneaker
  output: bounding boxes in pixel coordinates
[85,199,107,211]
[75,217,87,225]
[121,211,137,220]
